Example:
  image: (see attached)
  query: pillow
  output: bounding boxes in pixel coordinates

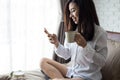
[101,39,120,80]
[0,75,10,80]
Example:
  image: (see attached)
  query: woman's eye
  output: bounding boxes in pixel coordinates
[71,9,75,13]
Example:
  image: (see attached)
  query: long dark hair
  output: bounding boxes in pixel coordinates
[64,0,100,41]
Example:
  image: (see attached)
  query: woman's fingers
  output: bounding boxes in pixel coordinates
[74,33,81,42]
[44,28,52,38]
[48,34,56,43]
[74,33,87,47]
[44,28,50,35]
[44,28,54,43]
[44,28,59,47]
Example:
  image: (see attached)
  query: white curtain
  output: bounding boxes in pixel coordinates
[0,0,61,74]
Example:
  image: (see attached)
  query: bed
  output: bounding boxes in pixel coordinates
[0,31,120,80]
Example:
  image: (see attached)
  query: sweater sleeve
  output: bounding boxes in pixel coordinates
[81,32,108,67]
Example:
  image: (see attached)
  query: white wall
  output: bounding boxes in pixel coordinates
[94,0,120,32]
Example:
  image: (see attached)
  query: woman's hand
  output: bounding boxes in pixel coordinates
[44,28,59,48]
[74,33,87,48]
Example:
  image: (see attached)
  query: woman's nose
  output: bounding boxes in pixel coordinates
[69,13,73,18]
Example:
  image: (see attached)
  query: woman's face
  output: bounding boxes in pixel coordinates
[69,2,79,24]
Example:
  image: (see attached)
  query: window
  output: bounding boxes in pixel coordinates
[0,0,61,74]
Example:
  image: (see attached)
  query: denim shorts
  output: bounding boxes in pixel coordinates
[71,75,92,80]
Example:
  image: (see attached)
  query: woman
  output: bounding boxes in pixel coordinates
[40,0,108,80]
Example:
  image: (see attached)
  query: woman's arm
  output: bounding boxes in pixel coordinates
[54,43,71,60]
[81,32,108,67]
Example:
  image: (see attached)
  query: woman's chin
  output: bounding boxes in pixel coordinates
[74,21,78,24]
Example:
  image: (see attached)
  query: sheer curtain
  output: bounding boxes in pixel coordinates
[53,0,71,64]
[0,0,61,74]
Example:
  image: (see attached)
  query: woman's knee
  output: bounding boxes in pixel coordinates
[40,58,49,68]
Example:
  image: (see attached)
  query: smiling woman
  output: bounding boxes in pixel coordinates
[40,0,108,80]
[69,2,79,24]
[0,0,61,74]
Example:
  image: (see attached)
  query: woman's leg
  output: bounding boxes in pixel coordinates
[40,58,68,79]
[52,78,84,80]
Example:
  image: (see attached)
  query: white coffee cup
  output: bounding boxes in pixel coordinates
[13,71,24,78]
[65,31,77,43]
